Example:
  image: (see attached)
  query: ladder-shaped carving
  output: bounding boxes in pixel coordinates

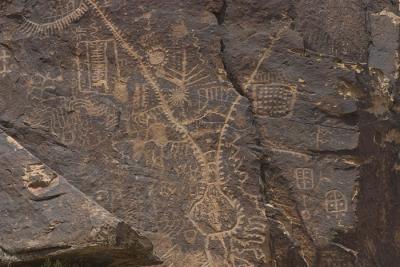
[19,3,89,36]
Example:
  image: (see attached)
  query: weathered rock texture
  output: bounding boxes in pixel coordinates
[0,131,159,267]
[0,0,400,266]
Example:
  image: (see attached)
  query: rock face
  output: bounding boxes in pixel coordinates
[0,131,159,267]
[0,0,399,266]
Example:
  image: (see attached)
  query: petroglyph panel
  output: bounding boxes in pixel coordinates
[295,0,368,62]
[0,131,158,266]
[1,0,385,266]
[24,96,119,149]
[269,153,358,245]
[235,30,361,251]
[260,118,359,152]
[2,1,269,266]
[110,35,266,264]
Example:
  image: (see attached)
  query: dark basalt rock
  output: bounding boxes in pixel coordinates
[0,131,160,267]
[222,0,400,266]
[1,0,400,266]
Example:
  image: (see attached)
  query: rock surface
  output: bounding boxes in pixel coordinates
[0,131,159,267]
[0,0,400,266]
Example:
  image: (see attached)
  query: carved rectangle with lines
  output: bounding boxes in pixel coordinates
[76,39,121,95]
[295,168,314,190]
[0,49,11,77]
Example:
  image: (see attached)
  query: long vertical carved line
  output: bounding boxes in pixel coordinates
[243,25,289,91]
[216,25,289,178]
[85,0,210,173]
[84,2,269,266]
[215,96,241,180]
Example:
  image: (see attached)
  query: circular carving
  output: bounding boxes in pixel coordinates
[148,48,166,66]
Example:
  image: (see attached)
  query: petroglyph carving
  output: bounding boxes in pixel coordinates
[74,25,89,42]
[159,182,177,198]
[53,99,118,146]
[156,49,209,89]
[132,84,150,112]
[77,39,123,95]
[249,71,297,118]
[19,2,88,36]
[21,163,60,196]
[243,24,290,91]
[44,0,82,21]
[160,247,209,267]
[0,49,11,77]
[87,41,110,88]
[295,168,314,189]
[325,190,348,217]
[301,209,312,221]
[315,125,337,150]
[26,98,118,149]
[154,47,211,120]
[148,46,168,66]
[300,195,312,220]
[315,124,358,150]
[28,70,64,97]
[189,184,244,236]
[183,230,198,244]
[98,0,112,8]
[325,0,366,59]
[298,0,367,61]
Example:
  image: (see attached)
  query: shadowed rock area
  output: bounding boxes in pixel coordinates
[0,131,160,267]
[1,0,400,266]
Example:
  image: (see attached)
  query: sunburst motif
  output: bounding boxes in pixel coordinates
[169,87,189,106]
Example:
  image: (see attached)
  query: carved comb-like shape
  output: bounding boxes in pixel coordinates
[19,2,89,37]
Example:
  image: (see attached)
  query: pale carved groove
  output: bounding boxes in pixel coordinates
[19,3,89,36]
